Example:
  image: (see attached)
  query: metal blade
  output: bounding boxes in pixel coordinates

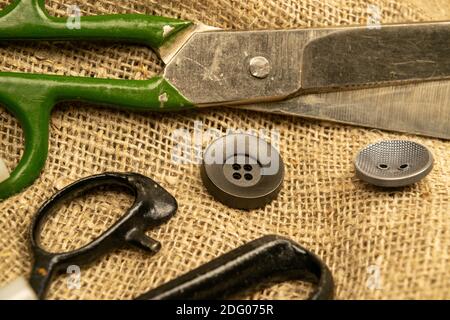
[164,21,450,138]
[244,80,450,139]
[301,23,450,92]
[159,23,221,64]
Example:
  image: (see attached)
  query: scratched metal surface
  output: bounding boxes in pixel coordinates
[301,23,450,90]
[164,29,305,105]
[164,22,450,139]
[245,80,450,139]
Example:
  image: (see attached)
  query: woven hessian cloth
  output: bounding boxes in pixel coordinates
[0,0,449,299]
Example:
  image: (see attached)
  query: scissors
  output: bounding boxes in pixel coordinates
[0,0,449,200]
[0,173,333,300]
[0,172,178,299]
[137,235,334,300]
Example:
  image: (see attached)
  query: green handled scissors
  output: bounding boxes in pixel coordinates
[0,0,449,200]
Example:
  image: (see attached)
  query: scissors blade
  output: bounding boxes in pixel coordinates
[299,22,450,92]
[243,80,450,139]
[165,21,450,139]
[159,23,221,64]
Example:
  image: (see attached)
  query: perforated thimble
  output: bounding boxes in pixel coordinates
[354,140,434,187]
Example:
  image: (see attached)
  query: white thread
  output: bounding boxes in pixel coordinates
[0,277,38,300]
[163,25,175,37]
[0,158,10,183]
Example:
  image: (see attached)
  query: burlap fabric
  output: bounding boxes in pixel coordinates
[0,0,449,300]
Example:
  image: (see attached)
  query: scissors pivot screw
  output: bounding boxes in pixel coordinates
[249,56,271,79]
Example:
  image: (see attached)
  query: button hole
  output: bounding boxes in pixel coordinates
[233,173,242,180]
[244,174,253,181]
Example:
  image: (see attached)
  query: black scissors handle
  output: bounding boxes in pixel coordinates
[137,235,334,300]
[29,172,178,299]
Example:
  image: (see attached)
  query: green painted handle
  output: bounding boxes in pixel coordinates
[0,0,192,49]
[0,0,196,199]
[0,73,194,200]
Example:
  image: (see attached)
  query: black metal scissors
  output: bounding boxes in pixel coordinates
[138,235,334,300]
[0,172,333,300]
[27,172,177,299]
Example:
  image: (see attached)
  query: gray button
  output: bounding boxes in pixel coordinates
[201,134,284,210]
[355,140,434,187]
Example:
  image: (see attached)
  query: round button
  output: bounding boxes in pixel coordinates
[201,134,284,210]
[355,140,434,187]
